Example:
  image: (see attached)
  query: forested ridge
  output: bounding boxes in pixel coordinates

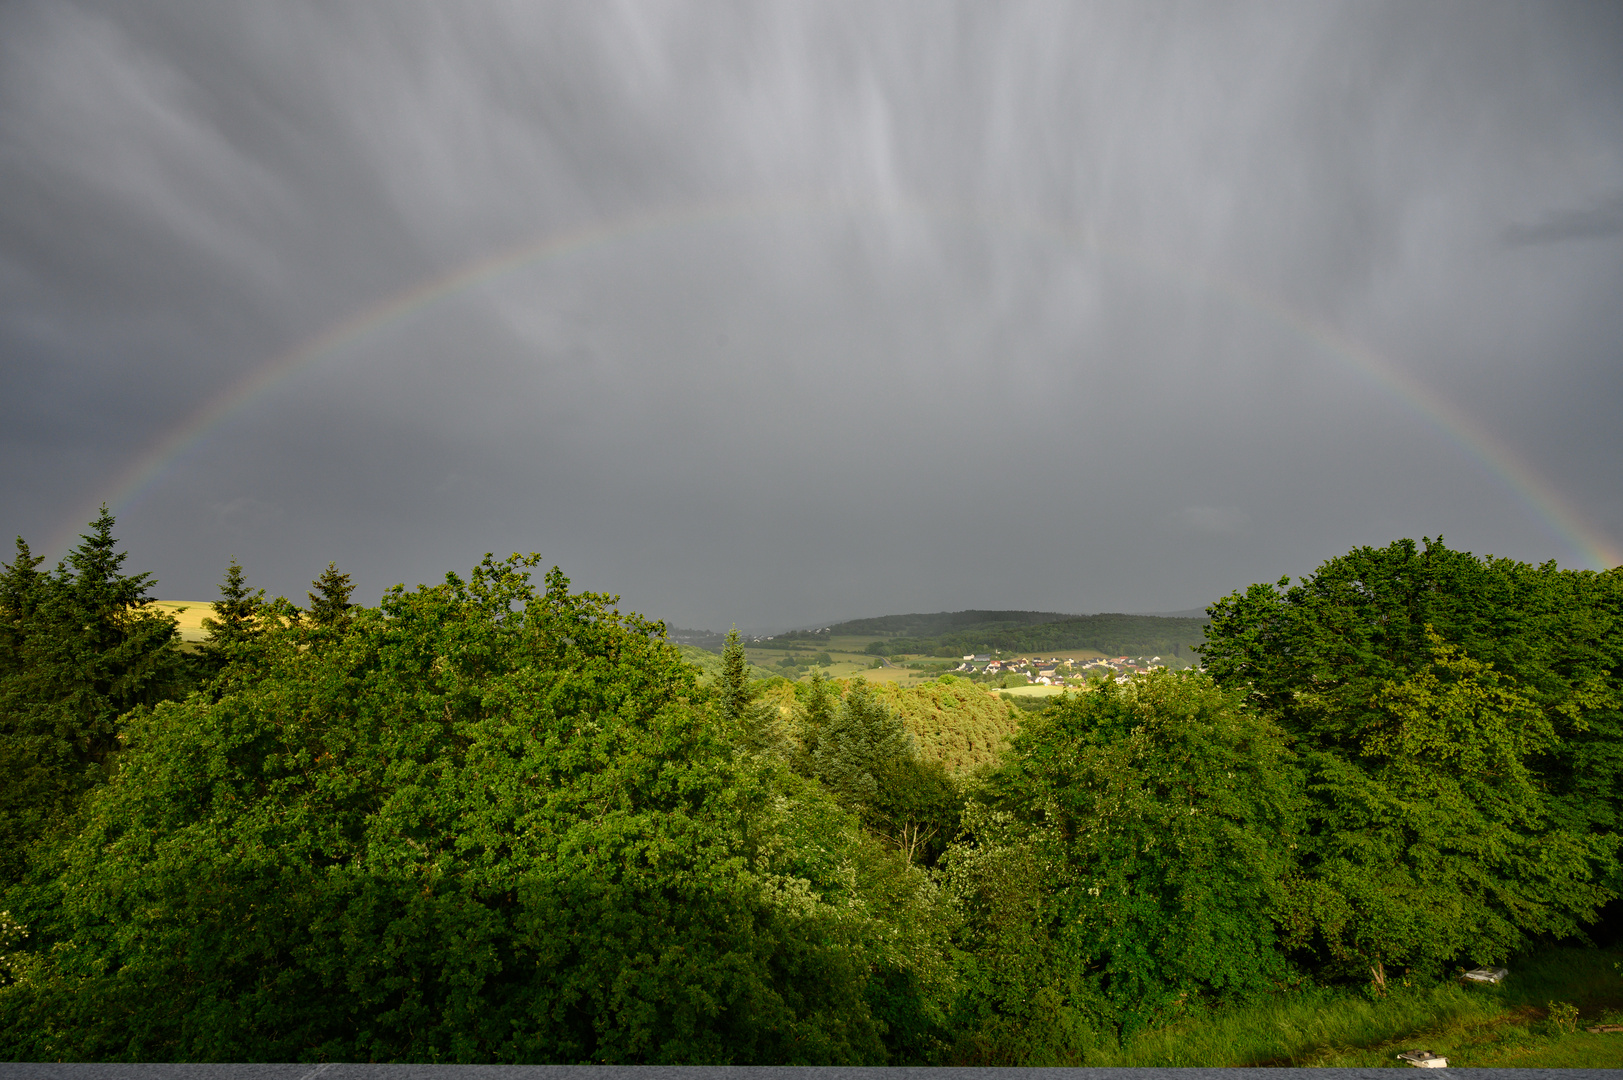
[775,609,1208,659]
[1,514,1619,1064]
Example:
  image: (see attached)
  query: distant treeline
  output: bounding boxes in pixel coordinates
[680,608,1210,659]
[804,609,1077,639]
[852,612,1209,658]
[666,626,734,651]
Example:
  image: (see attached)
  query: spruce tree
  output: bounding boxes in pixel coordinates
[307,562,354,626]
[719,627,751,725]
[813,679,914,812]
[0,536,44,622]
[717,627,790,758]
[793,670,837,772]
[0,507,181,885]
[200,559,265,672]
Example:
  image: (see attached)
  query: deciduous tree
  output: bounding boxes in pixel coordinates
[945,672,1300,1044]
[0,556,914,1063]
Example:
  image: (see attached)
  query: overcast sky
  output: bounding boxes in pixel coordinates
[3,1,1620,631]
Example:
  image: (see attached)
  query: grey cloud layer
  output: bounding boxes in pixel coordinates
[2,1,1619,628]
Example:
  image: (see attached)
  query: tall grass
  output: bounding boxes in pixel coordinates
[1077,948,1623,1067]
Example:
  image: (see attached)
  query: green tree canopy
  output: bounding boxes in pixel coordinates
[1200,538,1623,912]
[812,679,915,814]
[0,555,935,1063]
[1279,631,1609,977]
[945,672,1301,1051]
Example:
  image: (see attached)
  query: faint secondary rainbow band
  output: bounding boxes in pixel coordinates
[56,194,1619,570]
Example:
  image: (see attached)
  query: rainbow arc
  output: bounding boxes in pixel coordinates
[50,194,1619,571]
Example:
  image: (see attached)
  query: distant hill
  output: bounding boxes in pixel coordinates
[810,609,1077,639]
[772,608,1208,659]
[668,626,731,652]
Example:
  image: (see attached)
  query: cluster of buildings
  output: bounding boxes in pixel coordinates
[951,654,1169,685]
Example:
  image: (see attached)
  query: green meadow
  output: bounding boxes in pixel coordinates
[1085,947,1623,1068]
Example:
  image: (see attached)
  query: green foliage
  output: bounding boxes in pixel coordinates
[813,680,914,813]
[0,510,183,887]
[1546,999,1579,1035]
[1201,538,1623,852]
[944,672,1301,1052]
[862,678,1022,774]
[675,643,775,684]
[719,627,750,723]
[1000,691,1052,713]
[2,530,1618,1063]
[715,628,792,760]
[0,556,927,1063]
[1285,632,1608,976]
[1201,538,1620,970]
[791,671,838,769]
[869,755,962,868]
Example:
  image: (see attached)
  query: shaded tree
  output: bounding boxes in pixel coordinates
[813,680,914,814]
[869,754,961,867]
[306,562,354,626]
[0,508,181,885]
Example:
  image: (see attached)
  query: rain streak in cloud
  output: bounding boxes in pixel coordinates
[2,1,1620,628]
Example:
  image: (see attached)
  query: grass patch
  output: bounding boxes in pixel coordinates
[1082,948,1623,1068]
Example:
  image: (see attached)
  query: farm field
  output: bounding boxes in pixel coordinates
[997,684,1068,697]
[147,599,211,642]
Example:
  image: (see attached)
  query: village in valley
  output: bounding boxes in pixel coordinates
[950,652,1171,686]
[668,608,1209,692]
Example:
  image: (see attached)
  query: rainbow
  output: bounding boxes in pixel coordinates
[49,194,1620,570]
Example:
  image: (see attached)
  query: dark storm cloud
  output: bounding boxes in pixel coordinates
[2,1,1620,629]
[1504,193,1623,246]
